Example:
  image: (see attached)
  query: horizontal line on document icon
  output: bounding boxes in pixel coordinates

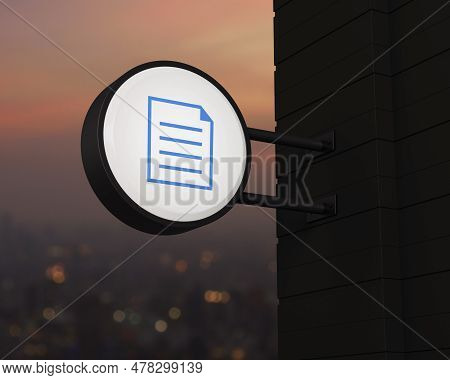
[159,150,203,160]
[159,136,202,146]
[147,178,212,190]
[160,121,203,132]
[159,164,202,174]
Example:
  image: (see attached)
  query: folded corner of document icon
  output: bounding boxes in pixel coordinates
[147,96,214,190]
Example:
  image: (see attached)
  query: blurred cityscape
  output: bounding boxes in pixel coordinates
[0,211,277,360]
[0,0,276,362]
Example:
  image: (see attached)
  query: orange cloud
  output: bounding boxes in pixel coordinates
[0,0,274,135]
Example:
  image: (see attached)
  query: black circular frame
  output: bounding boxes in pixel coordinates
[81,61,252,235]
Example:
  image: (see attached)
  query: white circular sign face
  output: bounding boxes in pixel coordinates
[82,62,251,234]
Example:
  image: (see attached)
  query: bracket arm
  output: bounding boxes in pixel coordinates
[247,128,334,153]
[237,192,336,216]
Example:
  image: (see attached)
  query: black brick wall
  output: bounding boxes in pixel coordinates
[274,0,450,359]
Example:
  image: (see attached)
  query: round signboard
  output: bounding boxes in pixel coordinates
[82,61,251,234]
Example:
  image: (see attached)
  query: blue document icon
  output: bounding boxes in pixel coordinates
[147,97,214,190]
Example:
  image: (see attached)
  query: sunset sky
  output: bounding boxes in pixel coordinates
[0,0,275,226]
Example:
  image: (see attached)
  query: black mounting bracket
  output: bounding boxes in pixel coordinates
[238,128,337,218]
[237,192,336,216]
[247,128,335,153]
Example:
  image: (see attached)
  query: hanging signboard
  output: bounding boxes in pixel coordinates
[82,61,251,234]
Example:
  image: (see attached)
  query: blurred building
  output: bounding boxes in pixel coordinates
[0,214,277,359]
[275,0,450,358]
